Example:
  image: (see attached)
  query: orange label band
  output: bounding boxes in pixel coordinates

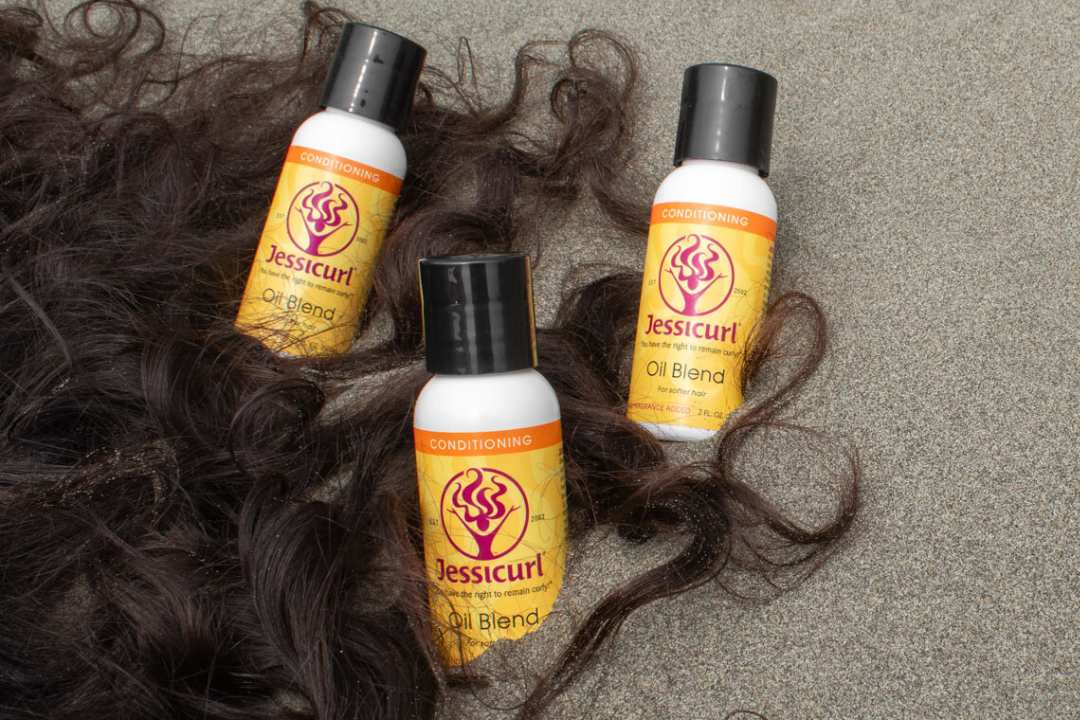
[415,421,568,666]
[285,146,403,195]
[414,420,562,457]
[650,202,777,241]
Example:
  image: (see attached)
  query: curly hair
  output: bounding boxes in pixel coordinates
[0,2,859,718]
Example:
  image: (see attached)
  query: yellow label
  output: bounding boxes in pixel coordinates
[627,202,776,430]
[414,421,568,666]
[235,146,401,356]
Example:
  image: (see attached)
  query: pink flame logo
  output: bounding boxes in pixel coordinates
[440,467,529,561]
[658,233,735,316]
[285,181,359,257]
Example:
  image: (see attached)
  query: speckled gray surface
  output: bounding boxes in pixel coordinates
[164,0,1080,717]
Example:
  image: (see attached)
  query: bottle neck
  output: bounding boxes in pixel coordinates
[321,105,396,133]
[429,366,537,379]
[677,158,760,175]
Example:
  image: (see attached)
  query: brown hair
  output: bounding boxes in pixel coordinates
[0,2,859,718]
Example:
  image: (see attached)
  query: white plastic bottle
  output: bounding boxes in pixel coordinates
[235,23,425,356]
[627,64,779,441]
[413,253,568,667]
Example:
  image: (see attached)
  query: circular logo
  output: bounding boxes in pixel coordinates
[286,181,360,257]
[658,233,735,317]
[439,467,529,561]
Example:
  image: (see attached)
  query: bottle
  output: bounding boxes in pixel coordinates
[413,253,568,666]
[627,63,779,442]
[235,23,426,356]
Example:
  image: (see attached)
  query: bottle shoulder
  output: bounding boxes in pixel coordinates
[654,162,776,219]
[414,369,561,432]
[290,109,407,177]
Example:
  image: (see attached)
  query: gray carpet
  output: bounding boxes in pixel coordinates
[162,0,1080,717]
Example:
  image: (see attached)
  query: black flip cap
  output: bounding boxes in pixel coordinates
[419,253,537,375]
[318,23,426,130]
[673,63,777,176]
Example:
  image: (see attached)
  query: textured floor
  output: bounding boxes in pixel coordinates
[161,0,1080,717]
